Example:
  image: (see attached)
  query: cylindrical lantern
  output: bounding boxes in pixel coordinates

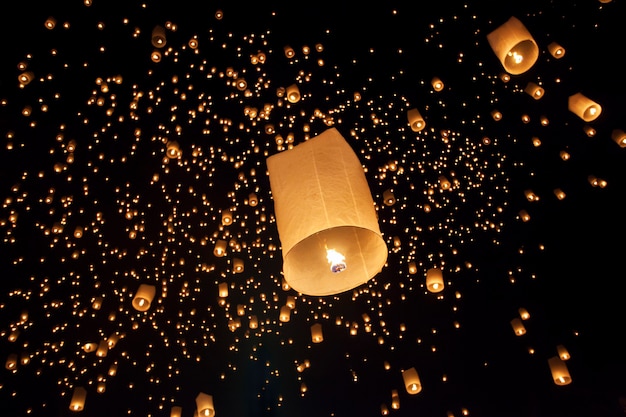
[407,108,426,132]
[69,386,87,411]
[426,267,444,293]
[402,367,422,394]
[311,323,324,343]
[195,392,215,417]
[568,93,602,122]
[486,16,539,75]
[279,305,291,322]
[249,315,258,329]
[548,356,572,385]
[511,318,526,335]
[491,109,503,121]
[431,77,444,92]
[170,406,183,417]
[612,129,626,148]
[524,82,544,100]
[547,42,566,58]
[18,71,35,85]
[232,258,244,273]
[518,307,530,320]
[166,141,181,159]
[286,84,301,103]
[218,282,228,298]
[556,344,570,360]
[284,45,295,58]
[151,25,167,48]
[132,284,156,312]
[213,240,227,257]
[5,353,18,370]
[266,127,387,296]
[248,192,259,206]
[383,189,396,206]
[221,210,233,226]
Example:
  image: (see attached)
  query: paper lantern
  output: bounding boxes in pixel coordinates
[279,305,291,322]
[511,318,526,335]
[286,84,301,103]
[284,45,295,58]
[407,108,426,132]
[151,25,167,48]
[486,16,539,75]
[213,240,227,257]
[547,42,566,58]
[568,93,602,122]
[266,127,387,296]
[5,353,18,370]
[491,110,503,121]
[548,356,572,385]
[132,284,156,312]
[556,344,571,360]
[248,192,259,206]
[170,406,182,417]
[431,77,444,91]
[402,367,422,394]
[426,267,444,293]
[195,392,215,417]
[311,323,324,343]
[151,50,162,63]
[232,258,244,273]
[383,189,396,206]
[518,307,530,320]
[524,82,544,100]
[249,315,258,329]
[612,129,626,148]
[18,71,35,85]
[391,389,400,409]
[69,386,87,411]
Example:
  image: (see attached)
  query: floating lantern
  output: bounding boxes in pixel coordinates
[547,42,566,58]
[511,318,526,335]
[426,267,444,293]
[568,93,602,122]
[248,193,258,206]
[431,77,444,91]
[69,386,87,411]
[218,282,228,298]
[383,189,396,206]
[151,25,167,48]
[519,210,530,222]
[213,240,227,257]
[279,305,291,322]
[524,82,544,100]
[284,45,295,58]
[221,210,233,226]
[391,389,400,409]
[266,127,387,296]
[407,108,426,132]
[132,284,156,312]
[311,323,324,343]
[5,353,18,370]
[195,392,215,417]
[486,16,539,75]
[232,258,244,273]
[170,406,182,417]
[45,17,57,29]
[18,71,35,85]
[286,84,301,103]
[548,356,572,385]
[402,367,422,394]
[491,110,503,121]
[612,129,626,148]
[518,307,530,320]
[556,344,570,360]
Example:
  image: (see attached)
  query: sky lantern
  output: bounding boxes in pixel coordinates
[511,318,526,335]
[612,129,626,148]
[151,25,167,48]
[548,356,572,385]
[556,344,571,360]
[524,82,544,100]
[132,284,156,312]
[286,84,301,103]
[486,16,539,75]
[69,386,87,411]
[266,127,387,296]
[402,367,422,394]
[547,42,566,58]
[568,93,602,122]
[426,267,444,293]
[311,323,324,343]
[407,108,426,132]
[195,392,216,417]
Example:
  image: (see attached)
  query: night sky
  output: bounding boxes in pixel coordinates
[1,1,626,417]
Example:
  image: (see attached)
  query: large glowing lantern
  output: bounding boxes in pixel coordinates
[548,356,572,385]
[132,284,156,312]
[426,267,444,293]
[402,367,422,394]
[266,127,387,296]
[486,16,539,75]
[69,386,87,411]
[196,392,216,416]
[568,93,602,122]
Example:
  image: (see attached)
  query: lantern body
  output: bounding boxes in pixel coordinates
[568,93,602,122]
[132,284,156,311]
[286,84,301,103]
[170,406,183,417]
[612,129,626,148]
[70,386,87,411]
[486,16,539,75]
[196,392,216,417]
[511,318,526,335]
[524,82,544,100]
[407,108,426,132]
[547,42,566,58]
[402,367,422,394]
[151,25,167,48]
[426,267,444,293]
[548,356,572,385]
[266,127,387,296]
[311,323,324,343]
[556,344,570,360]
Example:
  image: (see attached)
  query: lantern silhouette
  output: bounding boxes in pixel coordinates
[218,282,228,298]
[213,240,227,257]
[383,189,396,206]
[170,406,182,417]
[426,267,444,293]
[266,127,387,296]
[69,386,87,411]
[486,16,539,75]
[568,93,602,122]
[132,284,156,311]
[402,367,422,394]
[431,77,444,92]
[311,323,324,343]
[548,356,572,385]
[391,389,400,409]
[195,392,215,417]
[279,305,291,322]
[407,108,426,132]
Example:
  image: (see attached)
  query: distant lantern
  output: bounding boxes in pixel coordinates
[568,93,602,122]
[151,25,167,48]
[431,77,444,91]
[18,71,34,85]
[402,367,422,394]
[221,209,233,226]
[69,386,87,411]
[391,389,400,409]
[279,305,291,322]
[547,42,566,58]
[548,356,572,385]
[486,16,539,75]
[556,344,571,360]
[132,284,156,312]
[266,127,387,296]
[383,189,396,206]
[151,50,162,63]
[491,110,503,121]
[426,267,444,293]
[248,192,259,206]
[235,78,247,91]
[170,406,183,417]
[612,129,626,148]
[511,318,526,335]
[232,258,244,273]
[195,392,215,417]
[518,307,530,320]
[525,82,544,100]
[218,282,228,298]
[96,340,108,357]
[519,210,530,222]
[408,261,417,274]
[284,45,295,58]
[554,188,566,200]
[407,108,426,132]
[439,175,451,190]
[5,353,18,370]
[213,240,227,257]
[311,323,324,343]
[286,84,301,103]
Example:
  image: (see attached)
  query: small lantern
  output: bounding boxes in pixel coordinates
[249,315,258,329]
[524,82,544,100]
[5,353,18,370]
[556,344,571,360]
[248,193,259,206]
[221,209,233,226]
[511,318,526,335]
[266,128,387,296]
[407,108,426,132]
[612,129,626,148]
[166,141,181,159]
[170,406,183,417]
[547,42,566,58]
[213,240,227,257]
[286,84,301,103]
[383,189,396,206]
[518,307,530,320]
[491,110,503,121]
[18,71,35,85]
[519,210,530,222]
[426,267,444,293]
[431,77,444,92]
[568,93,602,122]
[132,284,156,312]
[232,258,244,273]
[402,367,422,394]
[486,16,539,75]
[548,356,572,385]
[195,392,215,417]
[151,25,167,48]
[284,45,295,58]
[311,323,324,343]
[218,282,228,298]
[69,386,87,411]
[279,305,291,322]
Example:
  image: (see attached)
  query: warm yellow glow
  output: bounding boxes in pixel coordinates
[327,248,346,273]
